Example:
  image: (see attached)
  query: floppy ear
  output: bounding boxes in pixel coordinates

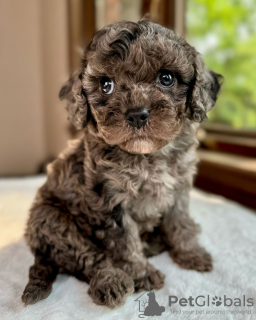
[189,53,224,122]
[59,70,90,129]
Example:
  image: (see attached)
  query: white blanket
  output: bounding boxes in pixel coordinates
[0,176,256,320]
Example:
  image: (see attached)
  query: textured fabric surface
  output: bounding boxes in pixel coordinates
[0,176,255,320]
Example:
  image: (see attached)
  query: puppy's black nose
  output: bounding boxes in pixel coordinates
[126,107,149,129]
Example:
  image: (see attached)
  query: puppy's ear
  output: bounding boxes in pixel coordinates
[188,54,223,122]
[59,70,90,129]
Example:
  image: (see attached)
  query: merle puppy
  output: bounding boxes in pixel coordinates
[22,17,223,308]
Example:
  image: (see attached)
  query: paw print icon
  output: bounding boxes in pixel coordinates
[212,296,222,306]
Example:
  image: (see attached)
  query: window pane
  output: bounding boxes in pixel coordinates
[186,0,256,129]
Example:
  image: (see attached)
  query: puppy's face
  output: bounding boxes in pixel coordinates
[60,19,223,154]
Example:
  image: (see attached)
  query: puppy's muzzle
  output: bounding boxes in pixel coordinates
[126,107,149,129]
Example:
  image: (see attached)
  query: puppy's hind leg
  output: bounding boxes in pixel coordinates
[22,251,59,305]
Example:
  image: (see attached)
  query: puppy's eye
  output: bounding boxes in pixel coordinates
[158,70,174,87]
[100,77,114,94]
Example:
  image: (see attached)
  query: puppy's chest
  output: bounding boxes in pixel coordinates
[103,157,176,232]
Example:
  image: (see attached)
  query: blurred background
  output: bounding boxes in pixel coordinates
[0,0,256,208]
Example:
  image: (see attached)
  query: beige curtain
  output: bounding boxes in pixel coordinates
[0,0,70,176]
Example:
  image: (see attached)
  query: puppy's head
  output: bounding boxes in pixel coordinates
[60,18,223,154]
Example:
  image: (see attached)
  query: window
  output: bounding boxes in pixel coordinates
[186,0,256,129]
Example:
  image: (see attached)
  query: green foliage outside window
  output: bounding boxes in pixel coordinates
[186,0,256,128]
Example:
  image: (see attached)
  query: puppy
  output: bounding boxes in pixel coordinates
[22,17,223,308]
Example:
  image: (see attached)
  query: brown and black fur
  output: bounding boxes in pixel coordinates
[22,17,223,308]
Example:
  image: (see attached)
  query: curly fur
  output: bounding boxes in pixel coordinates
[22,17,223,308]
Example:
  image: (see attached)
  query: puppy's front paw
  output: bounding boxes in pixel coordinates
[134,264,165,292]
[21,280,52,305]
[88,268,134,308]
[170,247,213,272]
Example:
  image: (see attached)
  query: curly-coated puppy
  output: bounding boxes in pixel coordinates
[22,17,223,308]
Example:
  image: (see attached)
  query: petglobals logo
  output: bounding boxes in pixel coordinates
[135,292,254,318]
[135,291,165,318]
[169,295,254,308]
